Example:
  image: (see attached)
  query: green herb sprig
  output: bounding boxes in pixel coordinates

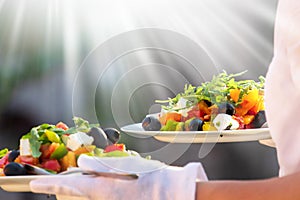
[155,70,265,111]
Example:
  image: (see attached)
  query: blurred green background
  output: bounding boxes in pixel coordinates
[0,0,278,199]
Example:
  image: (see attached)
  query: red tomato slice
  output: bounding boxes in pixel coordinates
[56,122,69,130]
[41,159,61,172]
[104,144,125,153]
[40,144,51,160]
[232,115,245,129]
[17,155,39,165]
[0,153,9,168]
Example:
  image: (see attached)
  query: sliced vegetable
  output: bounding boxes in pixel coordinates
[60,151,77,171]
[104,144,125,153]
[0,148,8,159]
[100,151,130,157]
[41,159,61,172]
[73,145,96,156]
[15,155,39,165]
[45,130,61,143]
[50,144,68,160]
[0,153,9,168]
[56,122,69,130]
[160,120,178,131]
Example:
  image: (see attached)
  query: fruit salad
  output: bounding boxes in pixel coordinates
[0,117,136,176]
[142,71,267,132]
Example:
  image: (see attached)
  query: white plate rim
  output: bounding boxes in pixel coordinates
[121,123,271,143]
[0,174,72,192]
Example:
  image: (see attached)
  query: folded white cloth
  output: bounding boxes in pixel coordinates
[30,155,207,200]
[77,154,167,174]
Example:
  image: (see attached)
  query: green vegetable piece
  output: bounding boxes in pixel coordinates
[63,127,77,134]
[61,135,69,145]
[160,120,178,131]
[40,123,52,129]
[29,128,42,158]
[93,148,104,156]
[73,117,99,133]
[51,128,65,135]
[175,122,185,131]
[0,148,8,158]
[155,70,265,111]
[63,117,100,134]
[45,130,61,143]
[50,144,68,159]
[100,151,130,157]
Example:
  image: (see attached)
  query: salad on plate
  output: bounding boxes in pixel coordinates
[142,71,267,132]
[0,117,140,176]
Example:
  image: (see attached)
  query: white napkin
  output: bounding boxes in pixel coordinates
[30,155,208,200]
[77,154,167,174]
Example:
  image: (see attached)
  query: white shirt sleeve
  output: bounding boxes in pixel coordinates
[265,0,300,176]
[287,5,300,91]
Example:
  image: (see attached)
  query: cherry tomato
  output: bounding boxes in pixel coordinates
[56,122,69,130]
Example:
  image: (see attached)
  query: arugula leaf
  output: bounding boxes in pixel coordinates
[29,127,42,158]
[155,70,265,111]
[72,117,99,133]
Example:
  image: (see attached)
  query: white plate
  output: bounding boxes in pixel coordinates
[0,175,69,192]
[121,123,271,143]
[78,154,166,174]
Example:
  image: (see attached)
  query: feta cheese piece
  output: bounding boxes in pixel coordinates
[229,118,239,130]
[177,97,188,109]
[20,138,32,156]
[177,98,191,117]
[213,114,239,131]
[67,132,94,151]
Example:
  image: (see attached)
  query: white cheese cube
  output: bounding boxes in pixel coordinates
[66,132,94,151]
[20,139,32,156]
[213,114,239,131]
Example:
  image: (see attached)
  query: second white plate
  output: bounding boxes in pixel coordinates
[121,123,271,143]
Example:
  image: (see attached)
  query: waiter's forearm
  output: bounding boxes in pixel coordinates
[196,171,300,200]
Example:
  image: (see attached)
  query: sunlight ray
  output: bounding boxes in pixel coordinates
[202,0,274,66]
[0,0,5,12]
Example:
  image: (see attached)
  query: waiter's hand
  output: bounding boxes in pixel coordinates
[30,155,207,200]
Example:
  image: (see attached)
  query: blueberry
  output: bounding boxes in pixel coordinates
[142,116,162,131]
[8,150,20,163]
[103,128,120,144]
[185,118,204,131]
[87,127,109,148]
[4,162,27,176]
[218,102,235,115]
